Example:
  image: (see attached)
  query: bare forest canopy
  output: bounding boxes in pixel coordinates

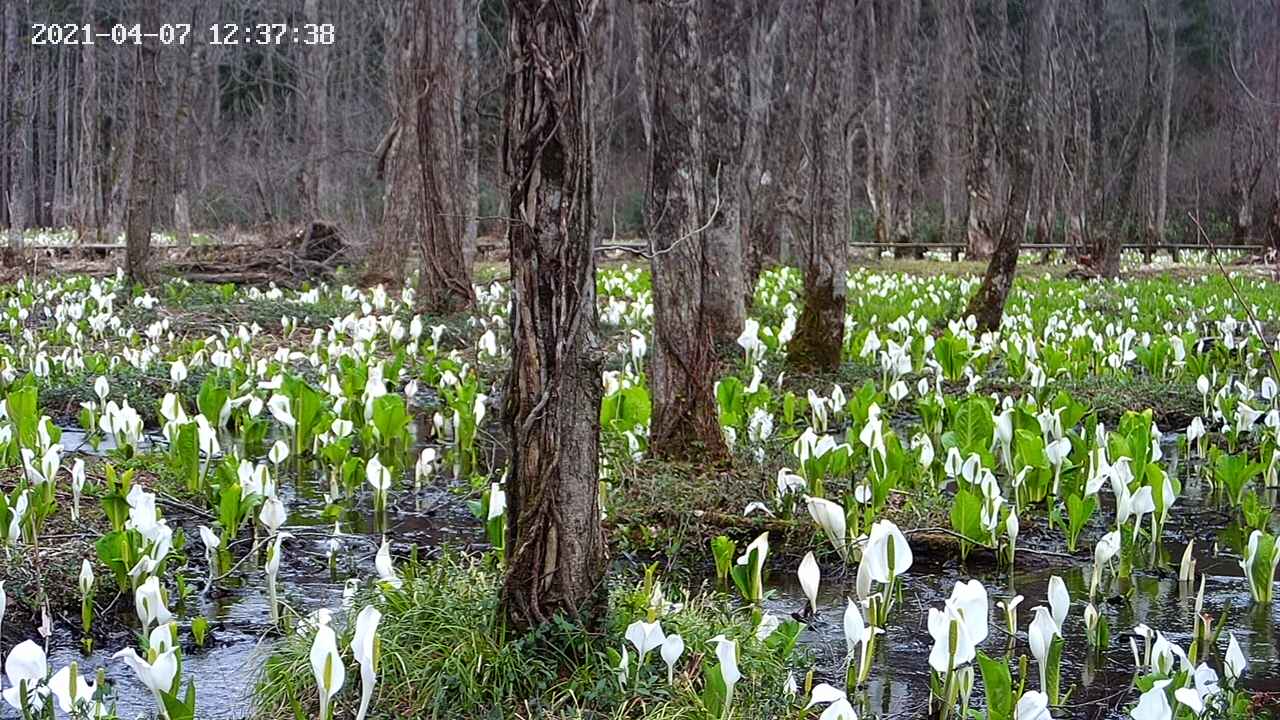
[2,0,1279,267]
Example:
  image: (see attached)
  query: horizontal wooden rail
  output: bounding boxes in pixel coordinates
[20,242,256,252]
[592,239,1273,254]
[21,238,1272,255]
[846,241,1270,252]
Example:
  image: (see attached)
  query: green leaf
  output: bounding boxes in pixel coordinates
[701,662,728,718]
[729,564,752,603]
[173,423,200,492]
[100,485,130,534]
[949,488,984,543]
[935,334,971,382]
[765,619,802,657]
[950,398,994,457]
[216,480,245,538]
[159,680,198,720]
[977,652,1012,720]
[600,386,651,433]
[196,376,228,428]
[715,377,746,429]
[95,530,134,590]
[1046,635,1064,705]
[372,394,412,444]
[1065,494,1097,552]
[5,384,38,451]
[1248,532,1278,603]
[710,536,736,587]
[1014,430,1048,469]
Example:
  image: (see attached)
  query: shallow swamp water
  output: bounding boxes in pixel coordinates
[9,433,1280,720]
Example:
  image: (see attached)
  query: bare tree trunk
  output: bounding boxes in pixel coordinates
[501,0,606,633]
[107,49,128,239]
[700,0,747,347]
[1030,3,1057,259]
[75,0,103,243]
[937,0,960,249]
[741,0,783,304]
[965,126,997,258]
[463,0,480,249]
[173,32,197,245]
[1097,6,1157,278]
[632,9,654,150]
[1229,118,1264,244]
[1155,1,1175,259]
[53,50,69,227]
[1270,0,1280,255]
[965,0,1047,331]
[640,0,729,463]
[7,1,33,251]
[377,0,474,312]
[865,0,896,254]
[0,1,11,232]
[963,0,996,260]
[301,0,333,218]
[787,0,850,372]
[126,1,162,285]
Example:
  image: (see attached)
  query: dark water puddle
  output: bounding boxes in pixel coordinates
[20,427,1280,719]
[768,510,1280,719]
[58,427,164,455]
[738,435,1280,717]
[23,447,482,720]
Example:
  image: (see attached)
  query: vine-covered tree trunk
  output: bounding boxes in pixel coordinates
[377,0,474,312]
[640,0,729,462]
[787,0,850,372]
[125,1,162,285]
[501,0,607,634]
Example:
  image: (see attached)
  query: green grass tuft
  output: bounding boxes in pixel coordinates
[254,552,803,720]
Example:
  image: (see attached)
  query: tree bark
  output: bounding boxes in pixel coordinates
[501,0,607,634]
[963,0,997,260]
[1155,1,1175,259]
[7,2,33,250]
[75,0,103,243]
[787,0,850,372]
[376,0,474,312]
[301,0,334,218]
[1096,5,1157,278]
[964,0,1046,332]
[125,0,162,285]
[462,0,480,250]
[173,29,197,246]
[699,0,747,347]
[639,0,729,463]
[1228,118,1264,244]
[740,0,783,305]
[1271,1,1280,254]
[936,0,960,250]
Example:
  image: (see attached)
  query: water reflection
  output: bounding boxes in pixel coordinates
[30,440,482,720]
[768,540,1280,719]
